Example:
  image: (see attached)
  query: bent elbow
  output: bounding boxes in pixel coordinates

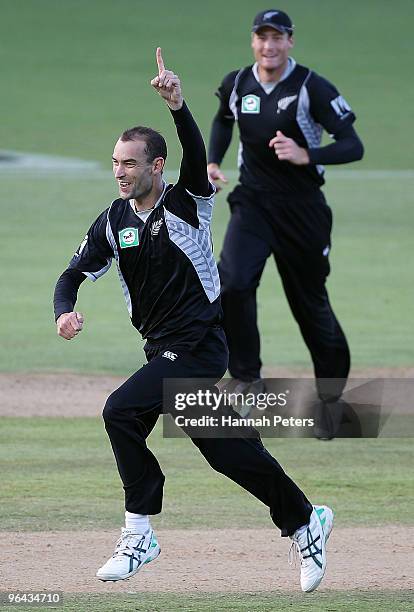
[355,140,364,161]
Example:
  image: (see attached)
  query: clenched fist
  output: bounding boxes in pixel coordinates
[57,311,84,340]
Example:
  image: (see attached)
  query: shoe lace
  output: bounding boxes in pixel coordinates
[113,532,146,557]
[288,539,301,567]
[288,526,322,570]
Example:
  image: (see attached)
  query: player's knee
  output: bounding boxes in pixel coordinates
[102,392,122,423]
[221,276,258,294]
[207,455,227,475]
[219,263,256,293]
[195,438,240,475]
[200,446,228,474]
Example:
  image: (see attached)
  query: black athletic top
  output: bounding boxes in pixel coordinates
[54,102,222,349]
[208,60,364,194]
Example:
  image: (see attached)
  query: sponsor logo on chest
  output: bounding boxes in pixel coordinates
[241,94,261,114]
[119,227,139,248]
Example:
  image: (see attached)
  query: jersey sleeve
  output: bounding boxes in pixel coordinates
[170,101,210,197]
[53,268,86,321]
[214,70,239,119]
[308,73,356,136]
[308,124,364,165]
[208,71,238,165]
[68,208,113,281]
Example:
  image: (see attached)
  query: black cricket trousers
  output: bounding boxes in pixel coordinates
[102,326,312,537]
[219,185,350,400]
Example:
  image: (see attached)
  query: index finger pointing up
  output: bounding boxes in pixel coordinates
[156,47,165,74]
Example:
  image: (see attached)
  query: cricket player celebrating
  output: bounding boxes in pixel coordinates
[208,9,364,424]
[54,48,333,592]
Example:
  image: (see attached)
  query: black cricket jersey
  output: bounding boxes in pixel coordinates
[209,59,360,194]
[54,102,222,348]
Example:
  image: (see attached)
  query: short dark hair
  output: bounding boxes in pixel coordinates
[120,126,167,162]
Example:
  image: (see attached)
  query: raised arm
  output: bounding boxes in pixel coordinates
[151,47,210,196]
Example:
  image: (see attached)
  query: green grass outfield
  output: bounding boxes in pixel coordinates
[1,0,414,373]
[2,591,413,612]
[1,0,414,169]
[1,418,412,531]
[1,418,413,610]
[0,171,413,373]
[1,3,413,610]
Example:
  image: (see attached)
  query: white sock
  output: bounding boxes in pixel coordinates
[125,511,150,533]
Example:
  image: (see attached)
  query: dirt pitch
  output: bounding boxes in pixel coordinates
[2,527,413,593]
[1,370,412,593]
[2,367,413,418]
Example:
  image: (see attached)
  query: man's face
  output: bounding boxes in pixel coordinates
[112,139,162,200]
[251,27,294,72]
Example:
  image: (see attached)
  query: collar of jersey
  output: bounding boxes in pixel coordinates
[252,57,296,92]
[129,180,167,221]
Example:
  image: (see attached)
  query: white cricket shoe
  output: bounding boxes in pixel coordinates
[96,527,160,582]
[289,505,334,592]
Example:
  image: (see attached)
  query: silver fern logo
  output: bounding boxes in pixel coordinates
[277,95,297,113]
[150,219,163,236]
